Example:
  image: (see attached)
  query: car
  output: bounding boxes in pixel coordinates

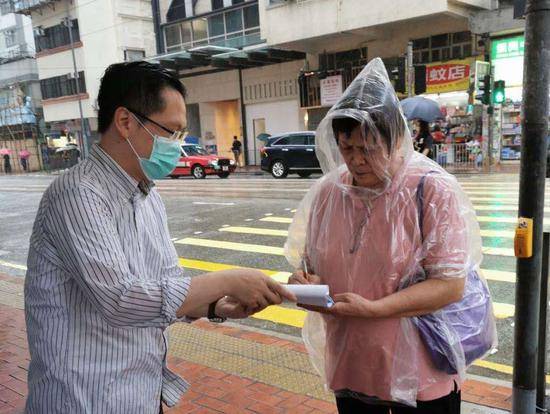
[170,144,236,179]
[260,132,321,178]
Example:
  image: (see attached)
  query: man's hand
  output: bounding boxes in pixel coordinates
[215,296,253,319]
[228,269,297,310]
[288,270,322,285]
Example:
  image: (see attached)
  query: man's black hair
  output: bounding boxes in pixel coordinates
[97,61,187,133]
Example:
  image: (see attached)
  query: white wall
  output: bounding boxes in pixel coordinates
[245,99,300,164]
[183,70,240,104]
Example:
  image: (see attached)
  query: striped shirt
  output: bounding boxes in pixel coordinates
[24,144,191,413]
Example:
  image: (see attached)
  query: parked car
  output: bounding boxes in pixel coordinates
[260,132,321,178]
[170,144,236,179]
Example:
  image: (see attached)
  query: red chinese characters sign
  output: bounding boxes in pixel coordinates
[425,58,474,94]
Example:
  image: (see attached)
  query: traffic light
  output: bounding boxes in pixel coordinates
[493,80,506,104]
[388,58,406,93]
[415,65,427,95]
[475,74,492,105]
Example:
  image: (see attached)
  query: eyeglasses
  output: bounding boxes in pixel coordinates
[128,108,187,141]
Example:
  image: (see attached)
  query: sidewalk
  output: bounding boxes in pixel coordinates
[0,272,511,413]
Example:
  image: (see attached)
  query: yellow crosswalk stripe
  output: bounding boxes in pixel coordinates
[481,269,515,283]
[178,258,291,281]
[476,216,518,224]
[0,260,27,271]
[483,246,515,257]
[493,302,515,318]
[472,359,550,383]
[219,226,289,237]
[260,217,293,224]
[469,197,520,203]
[474,205,518,211]
[223,226,514,240]
[465,190,520,195]
[252,306,306,328]
[479,229,515,238]
[182,255,515,285]
[175,238,285,255]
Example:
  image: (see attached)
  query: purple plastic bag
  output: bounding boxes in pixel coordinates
[412,270,495,374]
[410,172,496,374]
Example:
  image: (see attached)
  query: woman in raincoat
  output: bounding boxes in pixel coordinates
[286,58,495,413]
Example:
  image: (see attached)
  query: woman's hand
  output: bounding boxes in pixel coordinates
[299,293,381,319]
[288,270,322,285]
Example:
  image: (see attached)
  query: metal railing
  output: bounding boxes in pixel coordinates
[432,143,483,171]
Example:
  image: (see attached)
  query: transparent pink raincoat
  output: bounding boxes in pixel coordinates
[284,58,497,406]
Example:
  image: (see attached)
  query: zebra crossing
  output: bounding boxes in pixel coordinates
[1,172,549,381]
[163,174,550,380]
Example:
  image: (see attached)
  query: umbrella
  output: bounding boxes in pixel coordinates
[0,148,12,155]
[55,144,79,153]
[256,133,271,143]
[400,96,443,123]
[19,149,30,159]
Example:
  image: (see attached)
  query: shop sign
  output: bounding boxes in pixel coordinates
[425,58,472,94]
[491,36,525,60]
[320,75,343,107]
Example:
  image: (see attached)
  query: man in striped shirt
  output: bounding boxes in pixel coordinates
[24,61,296,413]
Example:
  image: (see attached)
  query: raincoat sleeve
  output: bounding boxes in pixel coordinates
[420,174,468,280]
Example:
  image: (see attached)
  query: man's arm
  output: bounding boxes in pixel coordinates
[47,187,295,328]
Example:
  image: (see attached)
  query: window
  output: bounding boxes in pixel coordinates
[40,72,86,100]
[166,0,187,22]
[208,14,225,38]
[225,9,242,33]
[3,29,16,47]
[273,137,289,146]
[288,135,308,145]
[125,49,145,61]
[181,21,192,43]
[243,5,259,29]
[211,0,224,10]
[35,19,80,52]
[412,31,473,64]
[163,3,260,51]
[307,135,315,146]
[192,18,207,41]
[165,24,181,48]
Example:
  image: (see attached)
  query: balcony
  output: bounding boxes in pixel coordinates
[12,0,59,14]
[0,44,33,63]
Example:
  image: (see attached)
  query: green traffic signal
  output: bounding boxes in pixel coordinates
[493,80,506,104]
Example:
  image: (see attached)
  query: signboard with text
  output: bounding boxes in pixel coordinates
[320,75,343,107]
[491,36,525,60]
[425,58,473,94]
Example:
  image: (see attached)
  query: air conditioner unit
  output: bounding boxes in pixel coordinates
[33,26,45,37]
[67,72,77,79]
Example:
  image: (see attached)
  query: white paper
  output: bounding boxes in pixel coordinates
[285,285,334,308]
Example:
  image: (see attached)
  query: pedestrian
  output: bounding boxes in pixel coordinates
[231,135,242,167]
[287,58,496,413]
[414,120,434,159]
[24,61,296,413]
[432,124,446,143]
[20,150,30,172]
[3,153,11,173]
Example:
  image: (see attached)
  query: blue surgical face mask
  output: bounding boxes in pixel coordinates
[126,116,182,180]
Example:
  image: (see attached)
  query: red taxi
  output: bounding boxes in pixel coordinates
[170,144,236,179]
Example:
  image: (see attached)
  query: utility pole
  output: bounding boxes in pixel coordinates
[63,4,88,158]
[407,41,414,97]
[512,0,550,412]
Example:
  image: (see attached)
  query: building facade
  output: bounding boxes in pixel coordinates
[13,0,156,157]
[0,4,43,172]
[152,0,504,166]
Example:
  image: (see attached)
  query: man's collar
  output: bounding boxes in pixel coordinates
[90,144,154,199]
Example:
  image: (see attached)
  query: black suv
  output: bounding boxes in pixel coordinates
[260,132,321,178]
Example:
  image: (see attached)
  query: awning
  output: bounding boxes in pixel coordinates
[149,45,306,73]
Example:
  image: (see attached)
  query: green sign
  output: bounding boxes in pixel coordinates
[491,36,525,60]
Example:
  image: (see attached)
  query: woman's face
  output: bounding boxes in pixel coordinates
[337,125,390,188]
